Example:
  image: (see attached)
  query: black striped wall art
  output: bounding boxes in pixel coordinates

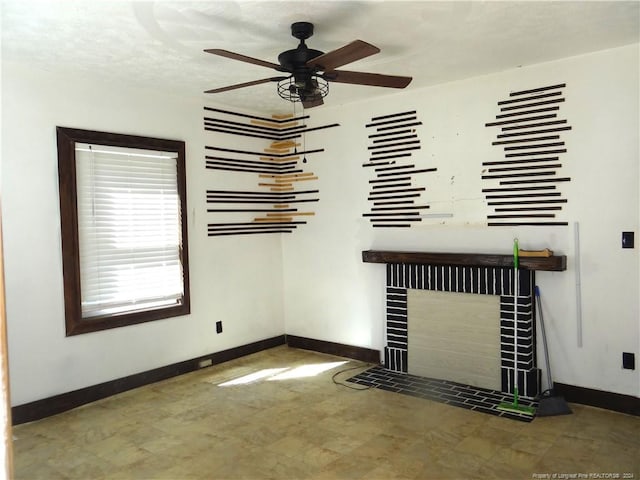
[363,110,436,228]
[484,83,572,226]
[383,263,540,399]
[204,107,339,141]
[204,108,339,236]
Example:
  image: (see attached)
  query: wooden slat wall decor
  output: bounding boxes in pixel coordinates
[204,107,338,141]
[363,111,435,228]
[484,84,572,226]
[204,108,339,236]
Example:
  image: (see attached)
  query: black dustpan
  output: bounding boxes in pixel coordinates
[536,391,572,417]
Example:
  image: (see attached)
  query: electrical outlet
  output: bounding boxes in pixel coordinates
[216,321,223,334]
[622,352,635,370]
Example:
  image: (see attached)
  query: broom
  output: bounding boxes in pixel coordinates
[534,285,572,416]
[497,239,536,417]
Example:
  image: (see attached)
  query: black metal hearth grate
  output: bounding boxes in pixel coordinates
[347,365,537,422]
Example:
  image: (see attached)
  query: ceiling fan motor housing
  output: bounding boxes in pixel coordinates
[278,47,324,73]
[278,23,324,88]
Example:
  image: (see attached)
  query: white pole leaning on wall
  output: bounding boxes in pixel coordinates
[574,221,583,348]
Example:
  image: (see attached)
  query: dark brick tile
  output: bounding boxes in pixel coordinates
[472,405,505,417]
[377,384,401,393]
[455,391,484,401]
[464,397,497,409]
[438,392,463,402]
[446,399,473,410]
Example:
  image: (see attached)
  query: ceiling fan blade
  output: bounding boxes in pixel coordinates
[204,49,284,71]
[325,70,412,89]
[204,77,288,94]
[302,96,324,109]
[306,40,380,71]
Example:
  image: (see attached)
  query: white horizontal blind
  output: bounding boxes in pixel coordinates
[75,143,184,318]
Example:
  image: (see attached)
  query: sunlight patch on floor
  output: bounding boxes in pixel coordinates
[217,361,347,387]
[268,361,348,381]
[218,368,288,386]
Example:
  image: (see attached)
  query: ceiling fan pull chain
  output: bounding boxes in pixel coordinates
[293,101,298,154]
[302,120,307,163]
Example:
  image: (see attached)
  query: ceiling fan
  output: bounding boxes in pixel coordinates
[204,22,412,109]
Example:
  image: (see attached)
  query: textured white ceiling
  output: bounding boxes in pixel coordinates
[2,1,639,115]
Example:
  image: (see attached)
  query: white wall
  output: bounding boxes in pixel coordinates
[1,43,637,406]
[1,62,285,406]
[283,44,639,397]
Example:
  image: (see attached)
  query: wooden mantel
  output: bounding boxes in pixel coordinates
[362,250,566,272]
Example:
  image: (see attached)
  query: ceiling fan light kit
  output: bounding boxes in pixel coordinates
[205,22,412,109]
[277,76,329,106]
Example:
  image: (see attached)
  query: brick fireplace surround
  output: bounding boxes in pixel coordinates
[362,250,567,399]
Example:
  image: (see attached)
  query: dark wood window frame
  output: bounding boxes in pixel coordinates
[57,127,190,336]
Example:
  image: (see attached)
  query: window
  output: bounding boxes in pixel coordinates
[57,127,190,336]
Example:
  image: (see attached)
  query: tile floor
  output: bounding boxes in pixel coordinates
[12,346,640,479]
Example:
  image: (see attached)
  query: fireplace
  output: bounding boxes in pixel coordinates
[363,250,567,399]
